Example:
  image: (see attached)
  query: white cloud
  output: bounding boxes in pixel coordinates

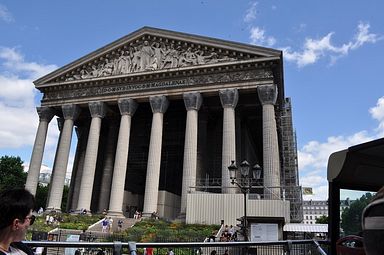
[244,2,258,23]
[369,96,384,121]
[0,4,14,23]
[299,97,384,200]
[351,22,381,49]
[283,22,381,67]
[0,47,57,149]
[249,26,276,47]
[299,131,374,171]
[369,96,384,136]
[0,47,57,79]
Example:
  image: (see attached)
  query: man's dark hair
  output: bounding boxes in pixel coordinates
[362,187,384,255]
[0,188,35,230]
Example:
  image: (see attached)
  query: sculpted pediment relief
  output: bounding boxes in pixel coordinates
[65,40,237,82]
[36,27,281,85]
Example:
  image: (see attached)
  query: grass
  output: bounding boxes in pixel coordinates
[29,214,220,243]
[29,213,104,232]
[114,218,220,242]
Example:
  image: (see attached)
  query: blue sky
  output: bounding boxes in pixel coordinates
[0,1,383,200]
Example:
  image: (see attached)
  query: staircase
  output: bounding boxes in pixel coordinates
[87,217,139,233]
[43,217,139,255]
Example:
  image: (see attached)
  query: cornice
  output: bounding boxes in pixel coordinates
[34,27,282,86]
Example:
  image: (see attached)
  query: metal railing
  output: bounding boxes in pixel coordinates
[25,239,329,255]
[193,178,304,222]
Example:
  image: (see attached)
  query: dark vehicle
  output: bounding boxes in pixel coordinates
[336,235,365,255]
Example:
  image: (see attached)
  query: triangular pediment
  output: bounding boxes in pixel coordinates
[34,27,281,86]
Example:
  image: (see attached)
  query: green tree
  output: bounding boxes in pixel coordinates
[315,215,329,224]
[0,155,27,192]
[35,183,49,209]
[32,184,69,211]
[61,185,70,212]
[341,193,373,235]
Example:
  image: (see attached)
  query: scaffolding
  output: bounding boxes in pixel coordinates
[278,97,303,223]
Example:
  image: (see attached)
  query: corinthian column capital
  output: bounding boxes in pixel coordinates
[37,107,55,122]
[150,95,169,113]
[89,101,107,118]
[257,84,278,105]
[183,92,202,111]
[118,98,138,116]
[62,104,81,120]
[219,88,238,108]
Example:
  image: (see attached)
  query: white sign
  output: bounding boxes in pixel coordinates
[250,223,278,242]
[65,234,80,255]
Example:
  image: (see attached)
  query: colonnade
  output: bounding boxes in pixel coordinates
[25,84,281,216]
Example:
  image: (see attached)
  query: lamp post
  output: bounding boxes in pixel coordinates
[228,160,262,241]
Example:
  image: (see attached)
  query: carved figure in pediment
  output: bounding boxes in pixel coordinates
[179,47,197,67]
[72,69,88,80]
[152,42,165,70]
[90,65,98,77]
[140,41,155,71]
[194,50,219,65]
[146,56,159,71]
[162,44,179,69]
[162,44,172,69]
[195,50,206,65]
[206,52,219,64]
[131,47,141,72]
[98,58,114,77]
[60,37,247,82]
[114,50,132,75]
[170,45,180,68]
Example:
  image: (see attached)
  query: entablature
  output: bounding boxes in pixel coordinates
[39,58,278,107]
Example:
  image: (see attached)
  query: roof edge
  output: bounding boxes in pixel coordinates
[34,26,282,85]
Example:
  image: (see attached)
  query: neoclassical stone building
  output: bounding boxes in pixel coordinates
[26,27,302,224]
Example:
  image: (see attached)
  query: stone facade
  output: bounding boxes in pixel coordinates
[27,27,301,221]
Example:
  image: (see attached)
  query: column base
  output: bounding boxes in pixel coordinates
[45,207,62,214]
[141,211,162,219]
[107,210,125,217]
[75,208,92,215]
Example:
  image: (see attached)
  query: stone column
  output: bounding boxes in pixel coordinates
[196,111,208,184]
[46,117,64,206]
[77,102,106,212]
[142,95,169,216]
[67,125,88,211]
[98,118,119,212]
[47,104,80,212]
[180,92,202,215]
[25,107,55,195]
[219,89,238,194]
[108,99,138,216]
[257,84,281,199]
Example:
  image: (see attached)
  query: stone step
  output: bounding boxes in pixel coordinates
[88,217,139,233]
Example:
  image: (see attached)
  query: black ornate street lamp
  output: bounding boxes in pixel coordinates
[228,160,262,241]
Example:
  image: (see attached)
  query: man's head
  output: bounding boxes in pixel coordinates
[362,187,384,255]
[0,188,35,236]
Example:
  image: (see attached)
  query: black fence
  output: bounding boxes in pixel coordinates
[31,230,210,243]
[26,239,329,255]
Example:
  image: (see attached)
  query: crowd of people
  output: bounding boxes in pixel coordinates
[208,225,237,242]
[44,213,62,227]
